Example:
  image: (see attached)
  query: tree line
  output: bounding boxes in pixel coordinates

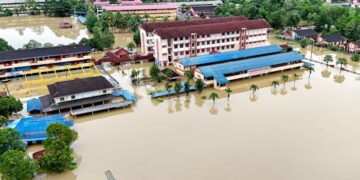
[215,0,360,41]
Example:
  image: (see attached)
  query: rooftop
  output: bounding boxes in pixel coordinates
[47,76,114,98]
[6,115,74,143]
[293,29,319,37]
[180,45,283,67]
[0,44,92,62]
[140,16,247,32]
[102,3,177,11]
[353,41,360,47]
[321,33,347,43]
[199,51,304,78]
[154,19,271,39]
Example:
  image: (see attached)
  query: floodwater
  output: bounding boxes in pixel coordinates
[0,16,134,49]
[24,60,360,180]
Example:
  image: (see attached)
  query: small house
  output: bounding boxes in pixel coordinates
[291,29,319,42]
[347,41,360,53]
[318,33,347,47]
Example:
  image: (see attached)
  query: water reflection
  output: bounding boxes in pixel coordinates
[209,105,218,115]
[321,69,331,78]
[334,74,346,84]
[249,95,258,102]
[304,81,313,89]
[280,88,288,95]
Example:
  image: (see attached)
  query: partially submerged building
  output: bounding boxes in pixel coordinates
[0,44,93,79]
[98,48,154,65]
[6,114,74,143]
[347,41,360,53]
[139,16,271,66]
[175,45,283,74]
[193,51,305,90]
[318,33,347,47]
[0,0,45,15]
[289,29,319,42]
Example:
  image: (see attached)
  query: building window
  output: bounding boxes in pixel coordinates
[103,90,107,94]
[174,44,178,48]
[60,97,65,101]
[217,40,220,43]
[71,95,76,99]
[186,51,189,55]
[180,37,183,40]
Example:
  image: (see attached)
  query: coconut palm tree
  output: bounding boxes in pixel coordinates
[195,79,204,93]
[305,66,314,79]
[250,84,259,96]
[209,92,219,105]
[151,17,157,23]
[323,55,333,67]
[280,74,289,88]
[292,73,300,88]
[184,81,190,96]
[165,82,172,97]
[143,13,150,22]
[225,88,232,102]
[184,71,193,82]
[271,80,280,90]
[174,82,182,97]
[162,16,169,22]
[127,42,136,52]
[336,57,348,73]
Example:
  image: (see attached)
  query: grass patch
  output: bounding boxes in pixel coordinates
[201,96,207,99]
[155,98,164,103]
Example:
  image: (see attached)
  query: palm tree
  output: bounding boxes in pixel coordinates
[271,81,280,90]
[280,74,289,88]
[250,84,259,96]
[184,71,193,81]
[127,42,136,52]
[143,13,149,22]
[165,82,172,97]
[150,17,157,23]
[195,79,204,93]
[323,55,333,67]
[209,92,219,105]
[292,73,299,88]
[225,88,232,102]
[336,57,348,73]
[184,81,190,96]
[305,66,315,79]
[174,82,182,97]
[162,16,169,22]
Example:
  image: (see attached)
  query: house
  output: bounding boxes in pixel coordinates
[318,33,347,47]
[347,41,360,53]
[139,16,271,66]
[98,48,154,65]
[291,29,319,41]
[39,76,117,114]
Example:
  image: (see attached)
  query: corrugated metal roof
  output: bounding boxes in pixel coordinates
[180,45,282,67]
[199,51,304,78]
[214,74,229,85]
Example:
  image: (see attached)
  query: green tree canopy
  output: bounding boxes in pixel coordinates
[0,38,14,52]
[0,150,38,180]
[23,39,42,49]
[40,139,74,172]
[0,115,8,127]
[44,123,78,147]
[0,96,23,117]
[0,128,26,155]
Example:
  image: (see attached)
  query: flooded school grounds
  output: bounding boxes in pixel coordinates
[1,16,360,179]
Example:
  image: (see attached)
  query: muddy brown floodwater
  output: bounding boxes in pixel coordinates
[25,61,360,180]
[0,16,134,49]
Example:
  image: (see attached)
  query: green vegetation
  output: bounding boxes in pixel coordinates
[184,81,190,96]
[323,55,334,67]
[271,80,280,90]
[299,38,310,48]
[150,64,161,82]
[184,71,193,82]
[351,54,360,62]
[127,42,136,52]
[133,29,141,45]
[336,57,348,71]
[0,150,38,180]
[281,74,289,88]
[40,123,78,172]
[215,0,360,41]
[225,88,232,102]
[165,82,172,96]
[292,73,300,88]
[0,96,23,117]
[44,0,73,17]
[0,115,8,127]
[0,38,14,52]
[155,98,164,103]
[195,79,205,93]
[0,128,26,155]
[174,82,182,97]
[250,84,259,96]
[209,92,219,105]
[306,66,315,79]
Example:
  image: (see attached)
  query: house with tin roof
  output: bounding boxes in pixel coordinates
[318,33,347,47]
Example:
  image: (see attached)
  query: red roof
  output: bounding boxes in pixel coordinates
[140,16,247,32]
[154,19,271,39]
[114,48,129,56]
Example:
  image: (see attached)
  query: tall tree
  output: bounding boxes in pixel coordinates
[250,84,259,96]
[0,150,38,180]
[281,74,289,88]
[195,79,204,93]
[209,92,219,105]
[0,128,26,155]
[323,55,333,67]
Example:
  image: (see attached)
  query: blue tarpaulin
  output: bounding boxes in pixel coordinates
[214,74,229,85]
[77,16,86,24]
[112,90,137,102]
[27,98,42,112]
[180,45,283,67]
[6,115,74,143]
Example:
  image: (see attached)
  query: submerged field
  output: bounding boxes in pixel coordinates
[23,61,360,180]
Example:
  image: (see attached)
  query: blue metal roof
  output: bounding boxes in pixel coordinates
[7,115,74,143]
[112,90,137,102]
[180,45,283,67]
[26,98,42,113]
[199,51,304,78]
[214,74,229,85]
